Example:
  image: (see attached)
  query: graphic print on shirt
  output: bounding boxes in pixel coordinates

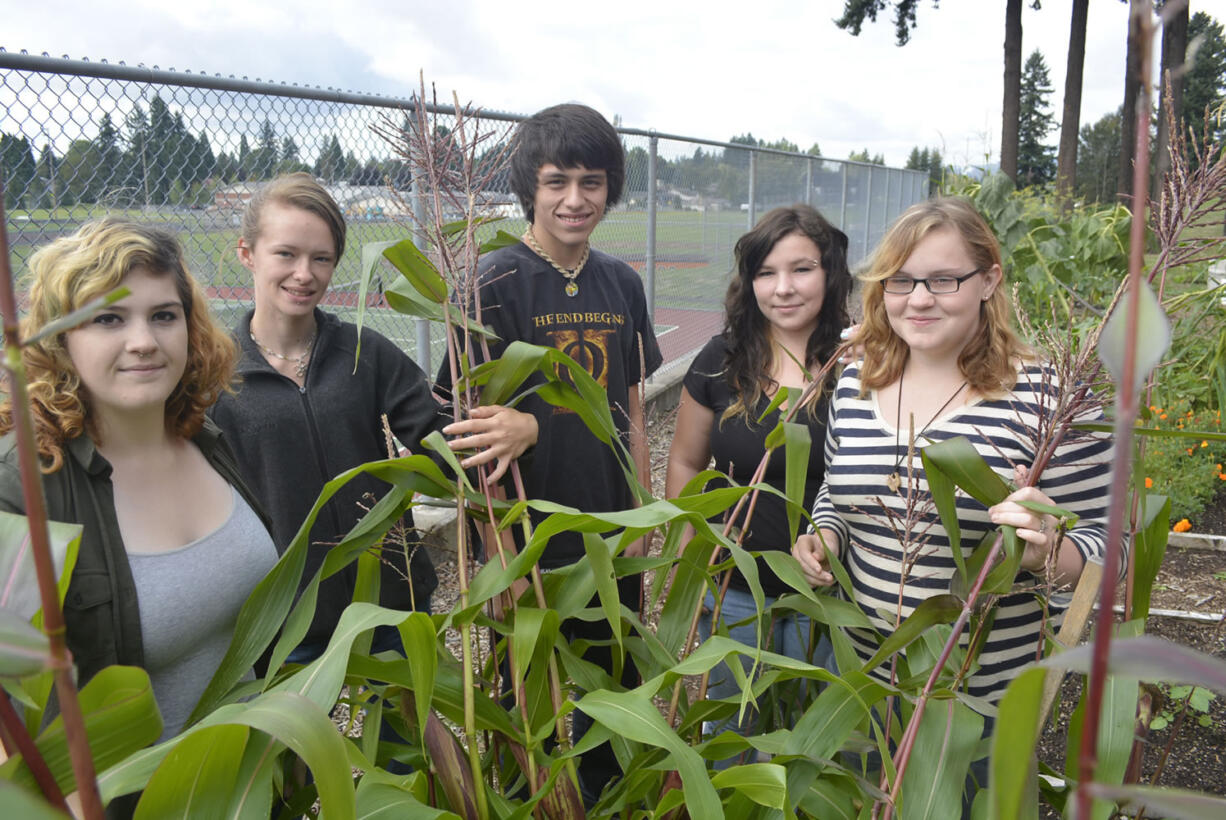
[548,327,616,391]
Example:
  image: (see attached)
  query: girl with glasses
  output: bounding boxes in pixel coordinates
[792,197,1113,798]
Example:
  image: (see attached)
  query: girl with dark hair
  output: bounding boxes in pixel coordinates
[665,204,852,756]
[0,220,277,745]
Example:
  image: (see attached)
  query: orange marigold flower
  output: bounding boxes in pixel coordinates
[1202,440,1209,448]
[1149,405,1158,412]
[1220,473,1226,481]
[1145,477,1153,488]
[1160,413,1168,420]
[1174,519,1193,533]
[1187,448,1195,455]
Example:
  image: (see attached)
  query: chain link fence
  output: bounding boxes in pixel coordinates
[1,50,928,375]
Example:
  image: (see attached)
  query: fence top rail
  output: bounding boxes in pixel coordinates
[0,48,924,174]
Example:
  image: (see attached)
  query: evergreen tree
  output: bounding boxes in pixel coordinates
[94,113,123,200]
[1183,12,1226,150]
[32,144,59,209]
[124,104,152,205]
[314,135,345,181]
[806,142,822,157]
[905,146,924,170]
[1017,49,1056,186]
[1,133,36,209]
[248,118,279,179]
[1075,108,1121,204]
[237,134,252,181]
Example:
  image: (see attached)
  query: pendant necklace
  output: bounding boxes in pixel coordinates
[886,373,968,493]
[250,326,317,380]
[523,229,589,297]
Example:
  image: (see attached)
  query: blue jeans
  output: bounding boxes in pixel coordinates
[697,586,817,768]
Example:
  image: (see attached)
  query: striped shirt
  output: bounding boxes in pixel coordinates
[811,362,1114,702]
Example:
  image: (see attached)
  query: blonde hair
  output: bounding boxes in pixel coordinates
[240,172,346,258]
[856,197,1029,397]
[0,220,237,471]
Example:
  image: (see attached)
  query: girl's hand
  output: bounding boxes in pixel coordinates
[989,465,1058,574]
[793,530,839,587]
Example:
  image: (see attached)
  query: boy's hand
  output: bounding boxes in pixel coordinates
[444,405,539,483]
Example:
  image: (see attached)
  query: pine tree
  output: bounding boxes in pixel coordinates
[1075,108,1121,204]
[0,133,36,209]
[1017,49,1056,186]
[1183,12,1226,152]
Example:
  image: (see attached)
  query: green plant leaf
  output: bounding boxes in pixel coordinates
[785,670,888,762]
[990,666,1045,820]
[397,611,439,747]
[0,665,161,796]
[900,698,984,820]
[921,445,967,583]
[1132,493,1171,621]
[0,779,71,819]
[781,419,811,546]
[353,238,400,362]
[709,762,787,809]
[1084,782,1226,820]
[383,237,448,303]
[576,688,721,819]
[134,724,250,819]
[1098,277,1171,394]
[478,229,521,255]
[0,511,82,622]
[22,287,129,346]
[921,437,1012,508]
[1040,635,1226,695]
[0,609,50,677]
[222,692,357,820]
[861,594,963,675]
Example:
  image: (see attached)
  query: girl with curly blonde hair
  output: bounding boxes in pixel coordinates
[0,220,277,747]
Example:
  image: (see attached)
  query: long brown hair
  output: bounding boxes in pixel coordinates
[721,205,851,420]
[856,197,1028,397]
[0,220,237,471]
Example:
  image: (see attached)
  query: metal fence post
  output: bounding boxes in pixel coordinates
[646,133,658,325]
[747,150,757,229]
[840,161,849,231]
[805,157,813,207]
[863,166,873,261]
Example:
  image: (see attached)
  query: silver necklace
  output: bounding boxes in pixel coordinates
[886,373,968,493]
[250,327,317,379]
[523,230,590,297]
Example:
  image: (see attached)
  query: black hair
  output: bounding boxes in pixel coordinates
[721,204,852,420]
[509,103,625,222]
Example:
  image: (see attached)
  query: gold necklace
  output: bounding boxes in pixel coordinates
[523,229,590,297]
[250,327,317,380]
[886,373,968,493]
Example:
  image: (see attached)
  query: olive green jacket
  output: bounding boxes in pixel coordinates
[0,420,271,689]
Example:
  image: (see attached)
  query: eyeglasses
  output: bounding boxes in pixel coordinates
[881,268,985,295]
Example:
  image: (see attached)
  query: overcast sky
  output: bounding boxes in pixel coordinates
[5,0,1214,168]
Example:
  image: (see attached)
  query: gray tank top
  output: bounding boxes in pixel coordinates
[127,486,277,741]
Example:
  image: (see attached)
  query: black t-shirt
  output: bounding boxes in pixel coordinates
[683,334,828,597]
[439,242,663,567]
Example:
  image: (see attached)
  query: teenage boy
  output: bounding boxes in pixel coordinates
[440,103,662,804]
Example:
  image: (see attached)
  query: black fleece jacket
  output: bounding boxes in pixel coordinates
[210,309,448,644]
